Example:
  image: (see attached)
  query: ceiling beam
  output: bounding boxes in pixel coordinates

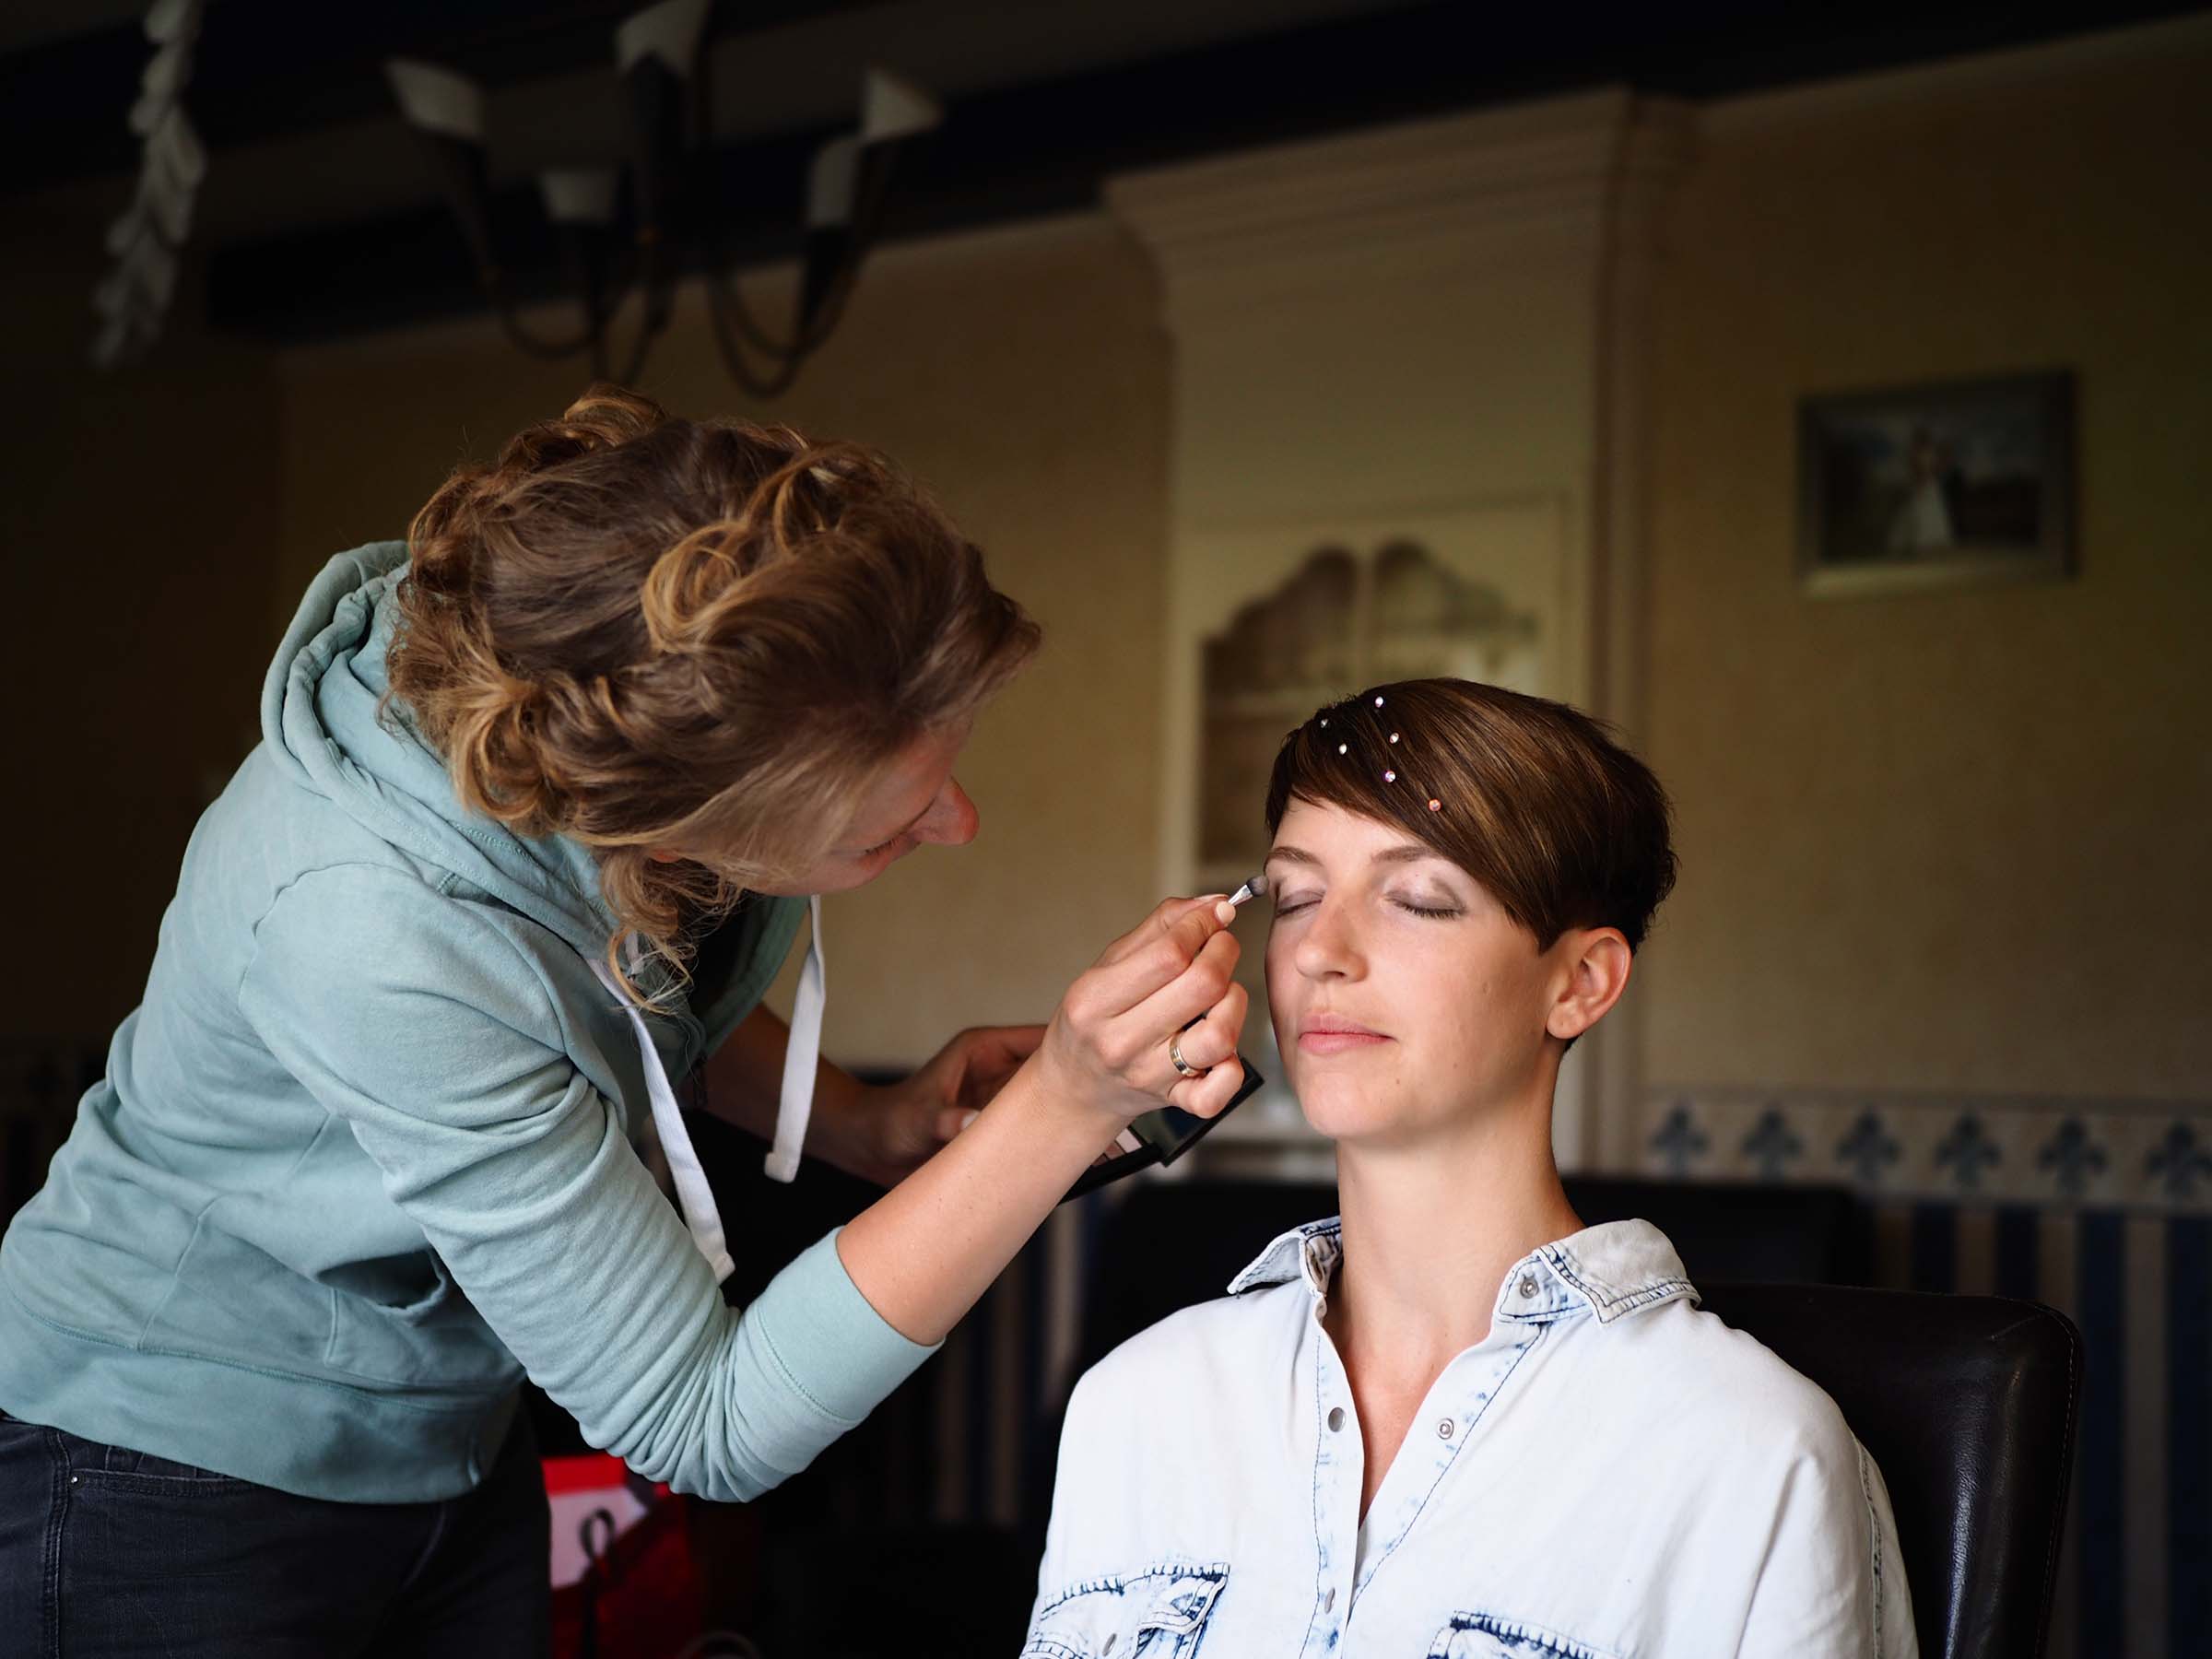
[190,0,2203,343]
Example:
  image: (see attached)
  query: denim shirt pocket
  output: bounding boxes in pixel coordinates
[1023,1560,1230,1658]
[1426,1610,1621,1659]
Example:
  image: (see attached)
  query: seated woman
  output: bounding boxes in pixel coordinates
[1025,678,1915,1658]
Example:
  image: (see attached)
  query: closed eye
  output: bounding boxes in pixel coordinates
[1273,895,1461,920]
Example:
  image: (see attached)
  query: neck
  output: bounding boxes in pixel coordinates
[1325,1088,1582,1388]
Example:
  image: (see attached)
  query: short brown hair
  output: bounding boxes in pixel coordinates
[386,384,1039,994]
[1264,678,1676,952]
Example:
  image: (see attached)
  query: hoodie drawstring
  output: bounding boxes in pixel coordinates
[765,895,825,1184]
[583,898,826,1283]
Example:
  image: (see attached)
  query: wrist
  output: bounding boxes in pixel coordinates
[1021,1046,1136,1140]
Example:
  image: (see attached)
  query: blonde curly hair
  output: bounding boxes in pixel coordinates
[385,383,1039,1000]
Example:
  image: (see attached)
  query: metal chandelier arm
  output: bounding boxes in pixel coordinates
[701,279,808,398]
[385,16,942,398]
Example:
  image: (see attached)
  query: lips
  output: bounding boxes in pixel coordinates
[1297,1015,1390,1055]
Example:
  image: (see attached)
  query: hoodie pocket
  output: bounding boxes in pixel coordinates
[324,1251,512,1388]
[1023,1561,1230,1658]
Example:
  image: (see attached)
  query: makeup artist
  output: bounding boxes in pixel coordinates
[0,386,1250,1656]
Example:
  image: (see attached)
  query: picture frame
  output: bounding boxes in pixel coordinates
[1796,371,2075,598]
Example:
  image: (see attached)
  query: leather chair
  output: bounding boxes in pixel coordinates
[1072,1175,1871,1375]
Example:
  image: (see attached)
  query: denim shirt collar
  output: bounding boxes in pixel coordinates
[1227,1216,1697,1328]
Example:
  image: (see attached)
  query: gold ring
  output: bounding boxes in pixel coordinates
[1169,1034,1206,1079]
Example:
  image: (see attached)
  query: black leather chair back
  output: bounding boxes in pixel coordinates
[1697,1283,2080,1659]
[1075,1176,1867,1373]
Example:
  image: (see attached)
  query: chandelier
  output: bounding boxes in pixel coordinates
[384,0,941,396]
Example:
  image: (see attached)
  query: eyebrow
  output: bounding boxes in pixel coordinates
[1265,842,1446,870]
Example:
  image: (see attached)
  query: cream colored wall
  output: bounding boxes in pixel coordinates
[1641,27,2212,1100]
[1,184,284,1041]
[271,216,1172,1065]
[18,18,2205,1115]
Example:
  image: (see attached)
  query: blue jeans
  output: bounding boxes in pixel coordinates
[0,1405,550,1657]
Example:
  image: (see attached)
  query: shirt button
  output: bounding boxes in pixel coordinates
[1437,1418,1455,1441]
[1324,1586,1337,1611]
[1327,1406,1346,1432]
[1518,1274,1539,1299]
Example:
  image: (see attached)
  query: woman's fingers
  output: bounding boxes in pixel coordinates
[1167,979,1247,1077]
[1096,894,1229,970]
[1037,891,1250,1129]
[1118,927,1240,1062]
[1167,1053,1247,1119]
[1082,899,1238,1020]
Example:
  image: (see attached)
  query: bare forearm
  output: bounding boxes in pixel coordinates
[702,1004,866,1155]
[836,1058,1113,1345]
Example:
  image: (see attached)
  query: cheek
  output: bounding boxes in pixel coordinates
[1386,938,1530,1058]
[1261,932,1290,1041]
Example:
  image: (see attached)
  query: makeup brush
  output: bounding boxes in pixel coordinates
[1078,872,1273,1190]
[1225,871,1269,908]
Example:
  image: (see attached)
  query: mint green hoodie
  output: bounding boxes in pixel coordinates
[0,543,935,1502]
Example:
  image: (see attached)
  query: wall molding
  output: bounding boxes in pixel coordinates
[1108,89,1694,325]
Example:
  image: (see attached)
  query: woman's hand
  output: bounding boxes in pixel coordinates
[1029,894,1251,1132]
[832,893,1250,1347]
[828,1025,1044,1187]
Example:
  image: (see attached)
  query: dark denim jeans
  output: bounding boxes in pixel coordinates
[0,1405,550,1657]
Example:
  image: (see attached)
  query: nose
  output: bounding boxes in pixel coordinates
[1290,893,1362,982]
[913,779,979,847]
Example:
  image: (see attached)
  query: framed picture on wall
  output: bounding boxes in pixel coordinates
[1797,371,2075,598]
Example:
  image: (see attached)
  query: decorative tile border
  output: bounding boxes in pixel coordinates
[1641,1085,2212,1214]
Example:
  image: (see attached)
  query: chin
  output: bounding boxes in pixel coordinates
[1293,1075,1413,1144]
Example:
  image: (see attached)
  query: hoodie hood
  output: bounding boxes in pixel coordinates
[259,543,620,962]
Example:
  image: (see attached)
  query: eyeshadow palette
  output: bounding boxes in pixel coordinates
[1063,1059,1266,1202]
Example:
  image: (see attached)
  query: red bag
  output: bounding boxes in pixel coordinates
[546,1454,704,1659]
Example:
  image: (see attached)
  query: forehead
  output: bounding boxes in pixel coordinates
[1267,797,1451,866]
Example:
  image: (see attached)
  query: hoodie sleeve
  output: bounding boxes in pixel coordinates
[236,861,935,1502]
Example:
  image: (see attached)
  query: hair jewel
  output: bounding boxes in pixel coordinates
[1312,695,1441,811]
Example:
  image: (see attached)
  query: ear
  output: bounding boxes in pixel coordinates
[1546,928,1633,1043]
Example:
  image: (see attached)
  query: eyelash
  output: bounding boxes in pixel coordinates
[1273,898,1463,920]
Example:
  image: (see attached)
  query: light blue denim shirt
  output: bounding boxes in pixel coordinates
[1028,1218,1916,1658]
